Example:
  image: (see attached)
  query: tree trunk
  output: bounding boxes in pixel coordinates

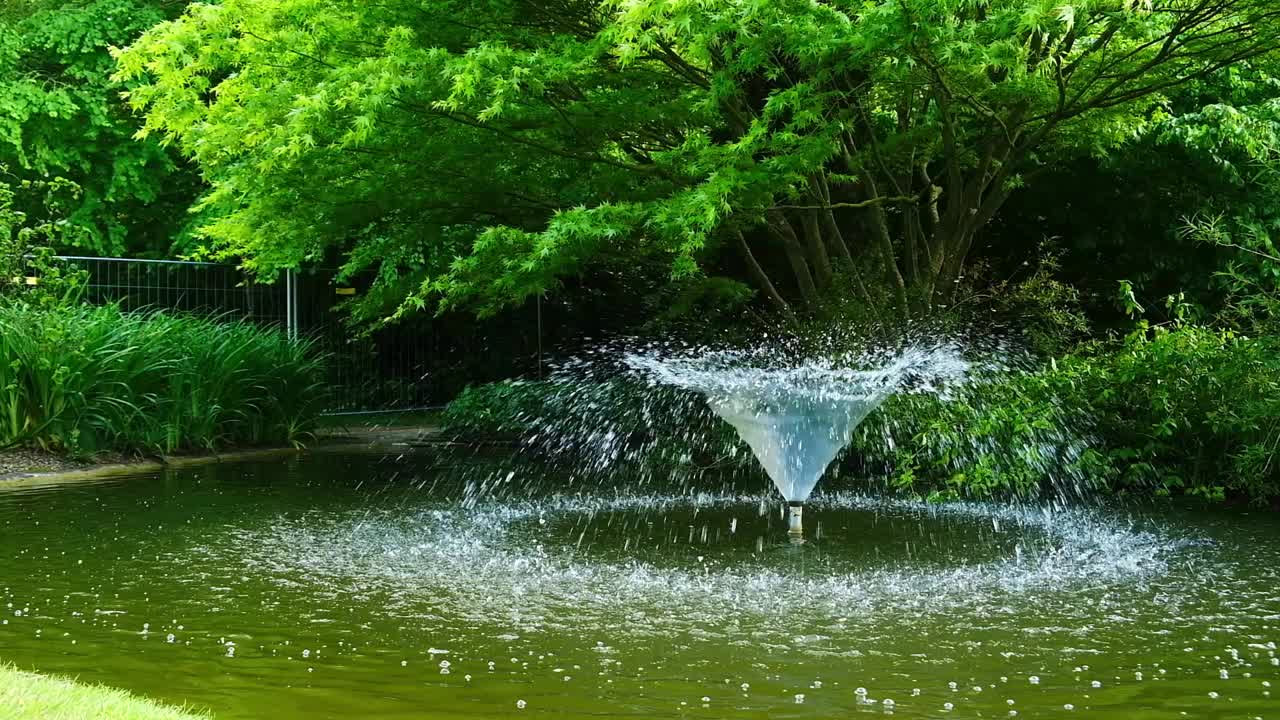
[798,209,833,288]
[766,211,818,308]
[734,229,795,319]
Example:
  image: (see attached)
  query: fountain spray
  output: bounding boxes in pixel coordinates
[625,342,972,542]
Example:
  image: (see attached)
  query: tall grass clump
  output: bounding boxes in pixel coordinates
[0,304,329,456]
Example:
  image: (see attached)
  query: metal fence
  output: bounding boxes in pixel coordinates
[57,256,441,414]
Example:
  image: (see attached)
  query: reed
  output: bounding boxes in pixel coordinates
[0,304,328,455]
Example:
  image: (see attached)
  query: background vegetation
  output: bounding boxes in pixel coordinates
[1,173,326,458]
[0,302,328,456]
[2,0,1279,502]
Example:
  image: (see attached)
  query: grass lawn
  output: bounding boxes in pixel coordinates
[0,665,207,720]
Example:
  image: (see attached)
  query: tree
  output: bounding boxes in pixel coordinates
[0,0,201,256]
[115,0,1280,320]
[1,167,87,307]
[991,59,1280,329]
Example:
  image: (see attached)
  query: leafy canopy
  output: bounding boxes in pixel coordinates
[0,0,200,256]
[115,0,1280,319]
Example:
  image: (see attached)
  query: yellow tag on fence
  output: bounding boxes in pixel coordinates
[23,277,38,286]
[335,287,356,296]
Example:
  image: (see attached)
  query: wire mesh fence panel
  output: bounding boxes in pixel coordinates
[63,256,290,327]
[293,269,439,412]
[56,256,440,413]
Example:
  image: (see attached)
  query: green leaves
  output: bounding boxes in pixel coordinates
[0,0,201,256]
[0,304,328,454]
[111,0,1280,321]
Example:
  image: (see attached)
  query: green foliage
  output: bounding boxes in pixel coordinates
[0,170,87,307]
[113,0,1280,321]
[865,325,1280,504]
[1072,325,1280,503]
[441,377,741,470]
[0,0,200,256]
[954,247,1092,357]
[446,321,1280,504]
[639,276,756,342]
[440,381,559,438]
[0,304,328,456]
[994,61,1280,331]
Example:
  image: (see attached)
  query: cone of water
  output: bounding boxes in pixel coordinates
[707,392,888,540]
[626,343,969,541]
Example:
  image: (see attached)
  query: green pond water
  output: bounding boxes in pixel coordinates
[1,450,1278,719]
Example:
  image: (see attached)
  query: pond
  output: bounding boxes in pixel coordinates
[1,450,1277,718]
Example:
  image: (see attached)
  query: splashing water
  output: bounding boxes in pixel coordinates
[624,343,972,503]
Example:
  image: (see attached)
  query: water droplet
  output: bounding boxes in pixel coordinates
[516,699,527,709]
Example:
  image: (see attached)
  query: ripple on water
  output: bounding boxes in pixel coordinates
[196,492,1192,634]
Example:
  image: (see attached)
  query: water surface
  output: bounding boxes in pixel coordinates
[1,452,1277,718]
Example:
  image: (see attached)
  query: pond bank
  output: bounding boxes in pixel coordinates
[0,665,207,720]
[0,425,441,485]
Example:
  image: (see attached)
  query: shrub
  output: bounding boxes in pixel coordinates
[441,377,741,472]
[0,304,329,455]
[857,325,1280,504]
[848,371,1108,502]
[1065,324,1280,503]
[1,173,88,308]
[446,323,1280,505]
[440,380,560,438]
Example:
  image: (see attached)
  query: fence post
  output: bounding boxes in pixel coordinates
[286,269,299,341]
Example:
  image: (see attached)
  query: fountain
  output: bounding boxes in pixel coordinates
[704,391,888,541]
[626,343,970,540]
[0,360,1244,720]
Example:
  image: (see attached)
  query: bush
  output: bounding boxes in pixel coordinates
[849,371,1107,502]
[440,380,560,438]
[445,323,1280,505]
[0,304,329,455]
[1066,324,1280,503]
[859,324,1280,504]
[441,377,741,471]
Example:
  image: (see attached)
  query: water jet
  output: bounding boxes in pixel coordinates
[627,343,970,539]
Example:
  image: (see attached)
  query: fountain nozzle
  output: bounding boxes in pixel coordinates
[787,502,804,542]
